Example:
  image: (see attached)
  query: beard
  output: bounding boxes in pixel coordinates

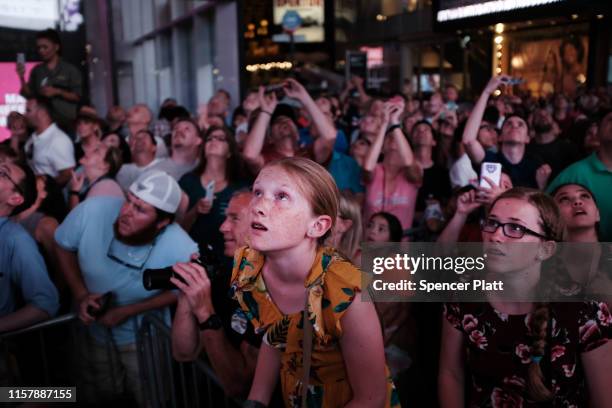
[113,219,161,246]
[533,122,553,134]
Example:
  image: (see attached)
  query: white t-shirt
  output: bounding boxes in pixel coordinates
[449,153,478,189]
[25,123,75,177]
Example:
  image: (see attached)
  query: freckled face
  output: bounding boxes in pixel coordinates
[249,167,317,253]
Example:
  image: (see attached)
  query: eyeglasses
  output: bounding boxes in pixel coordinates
[0,168,23,195]
[107,236,155,270]
[206,135,227,143]
[480,218,548,240]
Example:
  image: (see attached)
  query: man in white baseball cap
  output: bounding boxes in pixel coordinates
[55,169,197,405]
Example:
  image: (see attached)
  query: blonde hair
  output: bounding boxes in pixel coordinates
[336,192,362,261]
[266,157,339,244]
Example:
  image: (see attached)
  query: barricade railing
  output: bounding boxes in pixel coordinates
[137,313,243,408]
[0,313,78,386]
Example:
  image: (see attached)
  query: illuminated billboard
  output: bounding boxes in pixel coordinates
[273,0,325,43]
[0,0,82,32]
[0,63,36,142]
[436,0,566,23]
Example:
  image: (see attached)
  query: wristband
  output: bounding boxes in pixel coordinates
[243,401,267,408]
[386,124,402,134]
[260,110,272,116]
[198,314,222,331]
[69,190,80,196]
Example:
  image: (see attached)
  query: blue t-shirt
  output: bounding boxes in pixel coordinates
[299,129,349,154]
[327,151,365,194]
[54,196,197,345]
[0,217,59,319]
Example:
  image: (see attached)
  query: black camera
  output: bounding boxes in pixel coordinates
[142,245,221,291]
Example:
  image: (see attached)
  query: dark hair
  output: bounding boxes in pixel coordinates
[217,89,231,101]
[7,111,26,129]
[135,129,157,145]
[197,126,240,183]
[104,146,124,179]
[370,212,403,242]
[155,208,176,225]
[29,96,53,117]
[483,106,500,126]
[11,161,38,216]
[450,122,466,160]
[411,120,435,143]
[38,175,68,222]
[271,104,298,126]
[502,113,529,130]
[173,118,202,139]
[36,29,62,52]
[0,144,18,160]
[101,132,131,164]
[158,105,190,122]
[232,106,247,126]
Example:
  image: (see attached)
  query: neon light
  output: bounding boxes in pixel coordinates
[437,0,565,22]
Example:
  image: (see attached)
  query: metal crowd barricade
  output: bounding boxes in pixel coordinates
[0,313,124,397]
[0,313,78,386]
[137,313,243,408]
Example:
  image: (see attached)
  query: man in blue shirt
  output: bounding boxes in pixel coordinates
[0,160,59,333]
[55,170,197,404]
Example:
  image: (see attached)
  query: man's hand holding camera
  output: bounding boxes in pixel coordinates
[171,255,215,323]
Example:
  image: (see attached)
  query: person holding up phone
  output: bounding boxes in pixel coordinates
[16,29,82,134]
[242,79,337,174]
[462,76,551,190]
[179,126,248,262]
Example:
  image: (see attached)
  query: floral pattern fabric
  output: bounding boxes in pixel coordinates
[231,246,400,408]
[444,301,611,407]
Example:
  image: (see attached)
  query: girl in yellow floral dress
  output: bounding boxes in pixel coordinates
[231,157,400,408]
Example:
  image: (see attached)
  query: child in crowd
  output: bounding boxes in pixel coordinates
[231,157,400,407]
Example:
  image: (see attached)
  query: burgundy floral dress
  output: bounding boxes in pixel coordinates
[444,301,611,407]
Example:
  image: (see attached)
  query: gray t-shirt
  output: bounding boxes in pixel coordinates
[115,159,162,190]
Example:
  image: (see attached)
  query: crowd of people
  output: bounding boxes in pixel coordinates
[0,28,611,407]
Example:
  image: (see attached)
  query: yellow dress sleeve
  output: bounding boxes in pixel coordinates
[320,251,363,338]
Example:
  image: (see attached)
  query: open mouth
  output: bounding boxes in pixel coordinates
[573,209,587,216]
[251,222,268,231]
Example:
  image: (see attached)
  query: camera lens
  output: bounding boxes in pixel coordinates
[143,267,178,291]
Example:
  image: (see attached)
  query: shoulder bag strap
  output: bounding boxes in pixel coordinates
[301,293,314,407]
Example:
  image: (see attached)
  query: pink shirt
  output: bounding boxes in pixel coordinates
[364,164,418,230]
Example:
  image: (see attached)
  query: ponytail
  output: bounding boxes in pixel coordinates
[527,302,554,402]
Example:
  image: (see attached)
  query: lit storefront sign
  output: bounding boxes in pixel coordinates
[273,0,325,42]
[436,0,565,22]
[0,0,82,32]
[0,63,35,142]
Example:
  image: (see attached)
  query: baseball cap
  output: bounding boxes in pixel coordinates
[129,170,181,214]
